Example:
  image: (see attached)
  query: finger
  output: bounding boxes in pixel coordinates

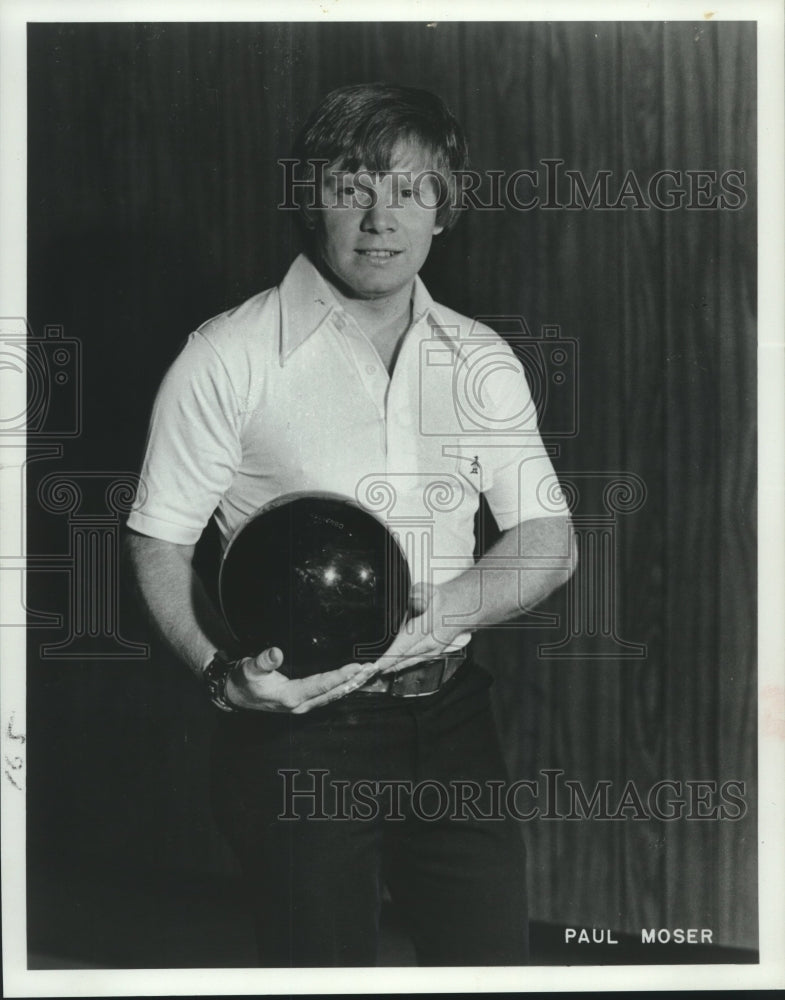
[378,626,472,670]
[442,630,472,652]
[377,647,430,675]
[379,657,424,676]
[376,634,468,675]
[290,664,381,714]
[289,662,377,702]
[249,647,284,674]
[408,582,434,617]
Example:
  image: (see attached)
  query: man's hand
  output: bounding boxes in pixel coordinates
[372,517,577,677]
[224,647,382,714]
[374,584,472,676]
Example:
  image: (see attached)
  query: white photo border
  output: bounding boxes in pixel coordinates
[2,0,783,994]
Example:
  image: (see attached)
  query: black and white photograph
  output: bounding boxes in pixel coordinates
[1,0,783,994]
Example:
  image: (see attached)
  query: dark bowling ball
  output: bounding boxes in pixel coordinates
[218,491,411,679]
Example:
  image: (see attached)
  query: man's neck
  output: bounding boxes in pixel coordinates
[318,270,415,374]
[309,250,413,336]
[345,292,413,375]
[327,277,414,341]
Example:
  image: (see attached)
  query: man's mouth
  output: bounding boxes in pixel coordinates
[355,249,403,259]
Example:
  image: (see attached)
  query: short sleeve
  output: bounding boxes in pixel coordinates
[127,332,244,544]
[479,346,571,529]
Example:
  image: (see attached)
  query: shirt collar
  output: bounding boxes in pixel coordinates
[278,253,446,365]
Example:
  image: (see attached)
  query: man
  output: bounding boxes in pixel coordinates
[127,83,575,966]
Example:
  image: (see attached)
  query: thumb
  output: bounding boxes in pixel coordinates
[250,646,284,673]
[408,582,435,617]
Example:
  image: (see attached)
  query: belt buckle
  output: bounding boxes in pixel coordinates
[353,655,460,698]
[389,657,447,698]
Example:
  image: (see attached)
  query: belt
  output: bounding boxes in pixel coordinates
[352,655,463,698]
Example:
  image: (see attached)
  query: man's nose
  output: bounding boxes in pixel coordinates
[360,198,398,233]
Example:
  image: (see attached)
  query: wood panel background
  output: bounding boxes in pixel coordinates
[25,21,757,953]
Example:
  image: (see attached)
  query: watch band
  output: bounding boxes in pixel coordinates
[203,649,242,713]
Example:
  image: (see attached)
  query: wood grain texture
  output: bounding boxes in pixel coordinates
[26,20,757,950]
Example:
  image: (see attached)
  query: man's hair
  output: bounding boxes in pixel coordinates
[291,82,469,232]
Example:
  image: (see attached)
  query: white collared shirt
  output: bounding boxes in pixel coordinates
[128,254,569,585]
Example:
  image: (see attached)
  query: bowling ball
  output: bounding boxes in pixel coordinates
[218,491,411,679]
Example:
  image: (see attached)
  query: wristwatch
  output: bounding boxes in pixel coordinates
[203,649,242,713]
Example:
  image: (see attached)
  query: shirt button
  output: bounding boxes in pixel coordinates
[366,364,377,374]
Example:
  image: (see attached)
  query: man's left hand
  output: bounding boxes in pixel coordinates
[374,582,472,676]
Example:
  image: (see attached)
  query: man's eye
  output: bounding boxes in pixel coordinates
[400,188,414,199]
[340,185,374,205]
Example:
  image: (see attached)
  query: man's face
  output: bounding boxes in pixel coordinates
[314,143,445,302]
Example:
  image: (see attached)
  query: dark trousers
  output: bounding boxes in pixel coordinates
[210,660,529,967]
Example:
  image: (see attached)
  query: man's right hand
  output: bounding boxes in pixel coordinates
[224,648,381,715]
